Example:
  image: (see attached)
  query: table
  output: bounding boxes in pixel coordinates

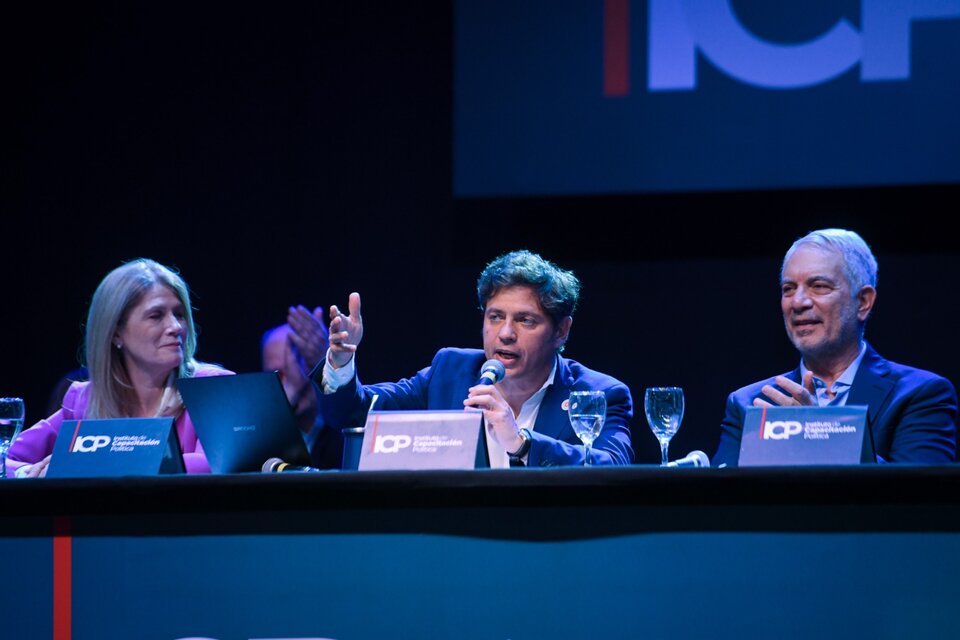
[3,465,960,639]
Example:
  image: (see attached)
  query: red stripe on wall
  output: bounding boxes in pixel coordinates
[53,516,72,640]
[604,0,630,96]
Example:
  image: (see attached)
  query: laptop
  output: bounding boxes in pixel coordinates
[176,371,312,473]
[46,417,184,478]
[739,405,874,466]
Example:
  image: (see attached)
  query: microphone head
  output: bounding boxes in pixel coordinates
[479,359,506,385]
[262,457,284,473]
[689,450,710,467]
[665,450,711,468]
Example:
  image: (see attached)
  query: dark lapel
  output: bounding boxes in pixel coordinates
[846,344,895,427]
[533,356,574,440]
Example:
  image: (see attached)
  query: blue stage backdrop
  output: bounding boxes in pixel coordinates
[454,0,960,196]
[6,530,960,639]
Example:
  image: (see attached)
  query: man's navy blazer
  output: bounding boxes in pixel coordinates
[714,344,957,466]
[318,347,634,466]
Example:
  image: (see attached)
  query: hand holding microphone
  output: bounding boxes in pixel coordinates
[466,359,525,452]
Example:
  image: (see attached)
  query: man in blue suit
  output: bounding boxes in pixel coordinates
[714,229,957,466]
[313,250,634,467]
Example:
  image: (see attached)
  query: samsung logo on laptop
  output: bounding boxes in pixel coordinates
[233,425,257,432]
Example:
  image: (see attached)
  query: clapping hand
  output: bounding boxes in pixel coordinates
[286,305,329,372]
[754,372,817,407]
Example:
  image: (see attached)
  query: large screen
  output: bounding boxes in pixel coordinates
[454,1,960,197]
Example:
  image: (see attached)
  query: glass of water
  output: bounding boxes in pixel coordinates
[567,390,606,466]
[644,387,684,466]
[0,398,25,479]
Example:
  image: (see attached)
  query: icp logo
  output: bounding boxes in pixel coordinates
[643,0,960,91]
[762,421,803,440]
[374,434,413,454]
[72,435,111,453]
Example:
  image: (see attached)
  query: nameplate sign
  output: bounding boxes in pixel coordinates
[739,405,870,466]
[46,418,184,478]
[358,410,488,471]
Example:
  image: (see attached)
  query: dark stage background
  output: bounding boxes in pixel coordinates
[4,3,958,464]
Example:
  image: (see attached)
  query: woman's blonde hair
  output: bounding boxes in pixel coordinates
[84,259,199,418]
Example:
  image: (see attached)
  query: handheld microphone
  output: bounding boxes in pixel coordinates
[262,457,324,473]
[664,450,710,468]
[477,359,506,386]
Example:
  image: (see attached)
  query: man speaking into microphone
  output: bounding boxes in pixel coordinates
[312,250,634,467]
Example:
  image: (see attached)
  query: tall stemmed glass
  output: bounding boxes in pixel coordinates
[644,387,684,466]
[568,390,606,466]
[0,397,25,479]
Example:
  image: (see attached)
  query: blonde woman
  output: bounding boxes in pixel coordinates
[8,259,232,477]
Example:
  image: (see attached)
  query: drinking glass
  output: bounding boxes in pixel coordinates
[567,390,606,466]
[0,397,25,479]
[644,387,684,466]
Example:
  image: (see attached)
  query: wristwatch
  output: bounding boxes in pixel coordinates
[508,428,532,463]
